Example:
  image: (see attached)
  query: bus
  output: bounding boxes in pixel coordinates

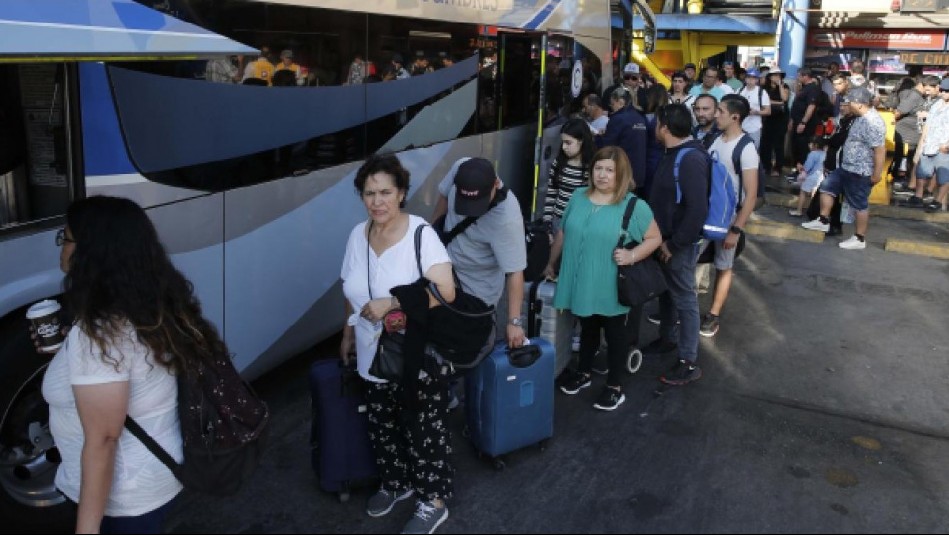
[0,0,633,522]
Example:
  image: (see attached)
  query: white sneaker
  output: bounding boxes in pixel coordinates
[801,218,829,232]
[838,235,866,250]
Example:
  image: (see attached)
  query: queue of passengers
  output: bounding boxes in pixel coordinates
[35,55,949,535]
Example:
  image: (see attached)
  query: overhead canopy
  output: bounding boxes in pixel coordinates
[0,0,257,61]
[630,14,777,34]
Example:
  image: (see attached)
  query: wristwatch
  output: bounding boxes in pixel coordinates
[509,317,524,327]
[729,225,743,235]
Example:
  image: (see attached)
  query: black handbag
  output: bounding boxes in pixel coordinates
[370,330,408,382]
[616,197,668,307]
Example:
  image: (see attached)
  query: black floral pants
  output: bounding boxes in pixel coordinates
[365,371,454,501]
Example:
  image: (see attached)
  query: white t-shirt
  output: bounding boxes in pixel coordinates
[42,324,182,516]
[739,86,771,133]
[340,216,452,382]
[709,132,759,206]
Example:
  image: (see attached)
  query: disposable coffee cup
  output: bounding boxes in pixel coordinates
[26,300,64,352]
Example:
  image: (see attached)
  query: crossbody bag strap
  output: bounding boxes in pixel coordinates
[124,416,178,473]
[441,187,509,245]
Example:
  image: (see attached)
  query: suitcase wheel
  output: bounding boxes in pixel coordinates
[338,491,351,503]
[538,439,549,452]
[627,348,643,374]
[492,458,506,471]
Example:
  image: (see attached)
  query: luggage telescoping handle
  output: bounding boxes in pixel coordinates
[507,343,542,369]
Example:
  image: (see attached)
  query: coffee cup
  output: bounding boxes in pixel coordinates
[26,299,64,352]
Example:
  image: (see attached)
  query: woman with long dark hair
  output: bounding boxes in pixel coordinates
[543,117,596,234]
[761,70,790,176]
[40,196,225,533]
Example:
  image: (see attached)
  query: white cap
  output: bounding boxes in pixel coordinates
[623,63,640,75]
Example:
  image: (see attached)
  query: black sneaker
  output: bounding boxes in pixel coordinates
[592,387,626,411]
[642,338,678,355]
[699,314,720,338]
[907,196,924,208]
[892,180,908,192]
[826,226,843,237]
[924,201,947,213]
[660,360,702,386]
[559,371,592,395]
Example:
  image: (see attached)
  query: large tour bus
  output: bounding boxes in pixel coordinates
[0,0,641,523]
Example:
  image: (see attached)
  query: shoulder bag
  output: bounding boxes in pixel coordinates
[616,196,668,307]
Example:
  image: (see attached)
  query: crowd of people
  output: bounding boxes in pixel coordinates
[36,55,949,535]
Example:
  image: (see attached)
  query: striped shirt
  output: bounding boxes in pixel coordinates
[543,159,589,222]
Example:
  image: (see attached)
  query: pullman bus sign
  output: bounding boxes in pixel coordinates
[900,52,949,65]
[808,29,947,51]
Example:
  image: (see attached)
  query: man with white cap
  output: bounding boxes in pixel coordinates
[738,68,771,148]
[802,87,886,249]
[622,63,647,112]
[432,157,528,348]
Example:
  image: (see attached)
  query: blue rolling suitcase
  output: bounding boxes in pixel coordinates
[309,359,377,502]
[465,339,555,469]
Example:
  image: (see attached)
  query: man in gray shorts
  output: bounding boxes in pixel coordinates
[432,157,528,348]
[697,94,759,338]
[913,78,949,213]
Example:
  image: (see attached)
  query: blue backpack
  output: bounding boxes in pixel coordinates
[674,135,752,241]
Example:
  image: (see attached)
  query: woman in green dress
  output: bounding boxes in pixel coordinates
[543,146,662,411]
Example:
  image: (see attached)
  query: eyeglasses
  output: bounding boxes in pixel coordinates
[55,229,74,247]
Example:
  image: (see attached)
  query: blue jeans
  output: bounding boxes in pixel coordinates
[658,242,701,363]
[66,496,176,535]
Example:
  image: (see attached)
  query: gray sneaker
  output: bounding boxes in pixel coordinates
[367,487,414,518]
[401,500,449,534]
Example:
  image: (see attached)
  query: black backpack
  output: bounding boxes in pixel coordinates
[125,352,271,496]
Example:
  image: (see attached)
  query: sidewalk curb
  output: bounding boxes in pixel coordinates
[764,193,949,224]
[746,220,826,243]
[884,239,949,260]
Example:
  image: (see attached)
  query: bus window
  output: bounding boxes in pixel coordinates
[365,15,480,154]
[0,64,72,230]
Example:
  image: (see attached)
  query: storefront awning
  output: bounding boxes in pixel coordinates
[0,0,257,61]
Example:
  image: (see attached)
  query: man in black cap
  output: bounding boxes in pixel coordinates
[432,157,527,348]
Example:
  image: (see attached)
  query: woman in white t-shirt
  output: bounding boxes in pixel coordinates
[39,196,227,533]
[339,153,456,534]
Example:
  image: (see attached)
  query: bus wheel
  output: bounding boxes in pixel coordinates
[0,321,73,530]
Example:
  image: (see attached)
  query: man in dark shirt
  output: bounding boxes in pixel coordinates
[645,103,709,386]
[789,68,822,174]
[598,86,647,190]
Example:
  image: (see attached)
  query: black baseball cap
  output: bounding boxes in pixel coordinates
[454,158,497,216]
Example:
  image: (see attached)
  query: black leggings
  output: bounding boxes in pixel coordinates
[761,115,787,172]
[577,312,633,388]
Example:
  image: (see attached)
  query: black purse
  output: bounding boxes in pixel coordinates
[370,330,408,382]
[616,196,668,307]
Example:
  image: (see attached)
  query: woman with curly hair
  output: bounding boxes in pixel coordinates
[40,196,227,533]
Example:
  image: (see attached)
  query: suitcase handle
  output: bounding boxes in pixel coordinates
[507,344,541,368]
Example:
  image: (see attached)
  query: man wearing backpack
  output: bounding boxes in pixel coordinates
[645,103,709,386]
[698,94,759,337]
[738,69,771,148]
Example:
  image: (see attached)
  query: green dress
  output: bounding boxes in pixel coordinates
[553,188,653,317]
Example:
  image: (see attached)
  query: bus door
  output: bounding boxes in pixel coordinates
[492,30,547,218]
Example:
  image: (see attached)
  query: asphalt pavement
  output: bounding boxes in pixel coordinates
[160,215,949,534]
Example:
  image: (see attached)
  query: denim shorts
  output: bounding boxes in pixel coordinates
[819,167,872,211]
[915,153,949,186]
[698,238,736,270]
